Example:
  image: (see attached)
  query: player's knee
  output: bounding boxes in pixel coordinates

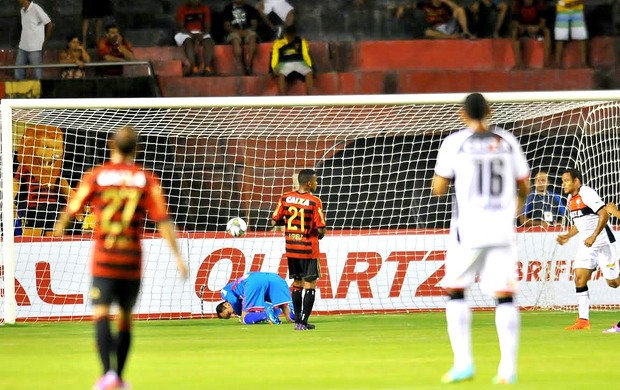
[92,305,110,320]
[447,289,465,300]
[303,280,317,290]
[606,279,620,288]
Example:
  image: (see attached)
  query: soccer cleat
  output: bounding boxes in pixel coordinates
[602,325,620,333]
[441,365,474,384]
[493,374,516,384]
[294,323,307,331]
[305,323,316,330]
[92,371,120,390]
[116,380,131,389]
[265,306,281,325]
[565,318,590,330]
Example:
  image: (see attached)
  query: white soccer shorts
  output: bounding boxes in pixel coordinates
[573,243,619,280]
[440,243,519,295]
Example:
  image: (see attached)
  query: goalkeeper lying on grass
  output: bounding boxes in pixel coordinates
[216,272,295,325]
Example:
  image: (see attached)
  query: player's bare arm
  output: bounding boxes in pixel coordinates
[605,202,620,219]
[431,174,450,196]
[53,211,73,237]
[516,177,530,217]
[584,207,610,248]
[157,219,189,279]
[317,227,326,239]
[557,224,578,245]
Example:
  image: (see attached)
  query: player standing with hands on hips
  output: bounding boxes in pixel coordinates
[432,93,530,384]
[272,169,326,330]
[556,168,620,331]
[54,126,188,389]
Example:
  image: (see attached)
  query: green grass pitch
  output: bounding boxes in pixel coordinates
[1,311,619,389]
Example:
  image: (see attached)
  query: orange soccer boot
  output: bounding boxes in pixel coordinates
[565,318,590,330]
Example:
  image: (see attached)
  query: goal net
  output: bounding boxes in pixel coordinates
[2,92,620,323]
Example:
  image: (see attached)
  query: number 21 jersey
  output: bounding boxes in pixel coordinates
[272,190,326,260]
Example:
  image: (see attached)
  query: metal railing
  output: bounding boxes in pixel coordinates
[0,60,156,77]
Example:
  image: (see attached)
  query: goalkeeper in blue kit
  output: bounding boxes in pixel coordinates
[216,272,294,325]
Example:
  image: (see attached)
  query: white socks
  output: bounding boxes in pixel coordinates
[495,303,520,380]
[576,289,590,320]
[446,299,473,370]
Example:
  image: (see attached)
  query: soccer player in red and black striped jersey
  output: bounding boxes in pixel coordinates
[271,169,326,330]
[53,126,188,389]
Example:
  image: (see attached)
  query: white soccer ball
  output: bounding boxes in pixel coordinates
[226,217,248,237]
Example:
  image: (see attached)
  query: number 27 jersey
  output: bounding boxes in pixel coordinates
[435,127,530,248]
[66,162,169,280]
[272,190,326,260]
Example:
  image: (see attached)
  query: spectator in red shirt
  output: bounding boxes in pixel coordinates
[422,0,474,39]
[174,0,215,76]
[97,23,134,76]
[511,0,550,68]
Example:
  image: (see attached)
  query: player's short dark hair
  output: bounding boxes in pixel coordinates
[114,126,139,155]
[298,169,317,186]
[215,301,226,319]
[463,92,489,120]
[563,168,582,183]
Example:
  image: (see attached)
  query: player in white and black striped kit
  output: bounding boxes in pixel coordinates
[432,93,530,385]
[556,168,620,331]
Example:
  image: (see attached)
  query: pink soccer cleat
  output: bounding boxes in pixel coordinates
[602,325,620,334]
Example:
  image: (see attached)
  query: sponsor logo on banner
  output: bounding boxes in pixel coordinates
[2,231,616,320]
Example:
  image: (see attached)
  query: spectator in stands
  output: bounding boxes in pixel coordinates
[174,0,216,76]
[97,23,134,76]
[81,0,113,48]
[60,34,91,79]
[467,0,508,38]
[222,0,260,75]
[421,0,474,39]
[554,0,588,68]
[518,170,566,227]
[270,25,314,95]
[511,0,551,69]
[15,0,54,80]
[394,2,428,39]
[256,0,295,41]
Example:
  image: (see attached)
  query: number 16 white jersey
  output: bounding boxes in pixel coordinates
[435,126,530,248]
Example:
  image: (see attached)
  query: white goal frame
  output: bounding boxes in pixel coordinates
[3,90,620,325]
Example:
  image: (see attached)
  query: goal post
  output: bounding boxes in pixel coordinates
[3,91,620,324]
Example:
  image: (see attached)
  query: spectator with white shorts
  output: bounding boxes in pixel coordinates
[256,0,295,40]
[270,25,314,95]
[174,0,215,76]
[557,168,620,331]
[554,0,588,68]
